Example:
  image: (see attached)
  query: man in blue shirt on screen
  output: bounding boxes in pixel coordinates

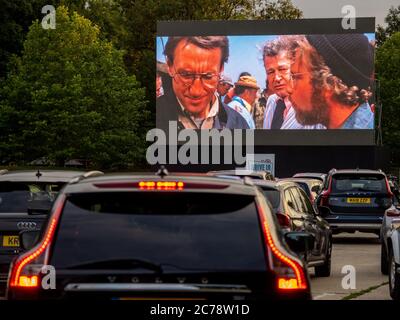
[285,34,375,129]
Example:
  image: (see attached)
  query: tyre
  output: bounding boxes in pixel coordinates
[381,243,389,275]
[315,241,332,277]
[389,250,400,300]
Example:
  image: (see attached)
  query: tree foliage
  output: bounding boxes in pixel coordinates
[0,6,148,168]
[376,32,400,161]
[376,5,400,47]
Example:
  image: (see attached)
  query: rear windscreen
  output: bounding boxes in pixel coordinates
[0,182,58,213]
[332,174,387,193]
[51,192,266,271]
[262,189,280,209]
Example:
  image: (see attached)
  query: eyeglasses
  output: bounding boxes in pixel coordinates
[172,68,220,89]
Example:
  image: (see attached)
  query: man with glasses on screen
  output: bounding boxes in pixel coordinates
[262,38,325,130]
[156,36,249,131]
[286,34,374,129]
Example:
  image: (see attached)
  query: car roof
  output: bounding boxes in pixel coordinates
[251,179,300,190]
[293,172,326,178]
[0,170,85,183]
[63,173,260,196]
[279,177,322,184]
[330,169,386,175]
[208,170,266,179]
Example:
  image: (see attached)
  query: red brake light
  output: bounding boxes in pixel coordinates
[319,178,332,207]
[276,212,291,229]
[257,203,307,291]
[93,182,228,190]
[9,194,65,288]
[139,181,184,190]
[385,178,394,197]
[387,209,400,217]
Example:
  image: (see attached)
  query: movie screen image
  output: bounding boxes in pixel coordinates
[156,32,375,131]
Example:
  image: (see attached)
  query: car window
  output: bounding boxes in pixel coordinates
[290,187,307,213]
[284,188,299,212]
[332,174,387,193]
[297,188,315,216]
[0,182,62,213]
[296,182,311,198]
[262,189,280,209]
[51,192,267,271]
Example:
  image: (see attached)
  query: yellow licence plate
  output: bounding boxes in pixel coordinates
[2,235,20,247]
[347,198,371,204]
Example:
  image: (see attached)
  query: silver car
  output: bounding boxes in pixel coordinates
[380,194,400,300]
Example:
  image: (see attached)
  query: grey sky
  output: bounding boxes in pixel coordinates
[291,0,399,26]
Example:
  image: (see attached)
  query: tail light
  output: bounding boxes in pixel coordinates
[387,209,400,217]
[276,212,291,229]
[8,195,66,289]
[385,178,394,197]
[319,177,332,207]
[93,181,228,190]
[257,202,308,291]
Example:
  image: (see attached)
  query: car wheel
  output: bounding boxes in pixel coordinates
[315,241,332,277]
[389,250,400,300]
[381,243,389,275]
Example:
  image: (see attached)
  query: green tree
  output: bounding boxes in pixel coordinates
[0,6,148,168]
[376,32,400,162]
[78,0,302,122]
[376,5,400,47]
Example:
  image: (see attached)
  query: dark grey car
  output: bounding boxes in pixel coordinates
[253,180,332,277]
[0,169,85,294]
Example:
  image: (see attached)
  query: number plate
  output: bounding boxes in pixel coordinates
[347,198,371,204]
[2,235,20,247]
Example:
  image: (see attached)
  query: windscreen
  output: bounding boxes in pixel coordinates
[331,174,387,193]
[262,189,280,209]
[51,192,267,272]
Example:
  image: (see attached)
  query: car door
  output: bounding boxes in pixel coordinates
[291,186,324,261]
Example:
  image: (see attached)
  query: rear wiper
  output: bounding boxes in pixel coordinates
[66,258,162,272]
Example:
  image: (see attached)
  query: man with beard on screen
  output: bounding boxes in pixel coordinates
[285,34,374,129]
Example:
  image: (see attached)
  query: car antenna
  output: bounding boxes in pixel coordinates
[36,169,42,179]
[156,165,169,179]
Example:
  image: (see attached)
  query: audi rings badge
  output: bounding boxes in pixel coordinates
[17,222,38,230]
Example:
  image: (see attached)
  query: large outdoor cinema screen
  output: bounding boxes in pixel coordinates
[156,18,376,146]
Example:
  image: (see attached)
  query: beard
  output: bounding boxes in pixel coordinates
[294,85,329,127]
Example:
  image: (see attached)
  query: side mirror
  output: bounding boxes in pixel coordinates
[318,206,330,217]
[311,185,321,194]
[19,230,41,251]
[284,232,315,254]
[27,192,53,215]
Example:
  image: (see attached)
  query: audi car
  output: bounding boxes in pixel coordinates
[0,169,86,294]
[7,170,312,300]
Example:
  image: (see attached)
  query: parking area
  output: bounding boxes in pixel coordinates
[311,232,389,300]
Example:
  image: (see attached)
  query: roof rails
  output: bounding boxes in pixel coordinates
[243,177,254,186]
[69,170,104,184]
[0,169,8,175]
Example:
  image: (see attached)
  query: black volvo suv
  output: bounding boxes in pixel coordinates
[316,169,393,236]
[7,171,313,300]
